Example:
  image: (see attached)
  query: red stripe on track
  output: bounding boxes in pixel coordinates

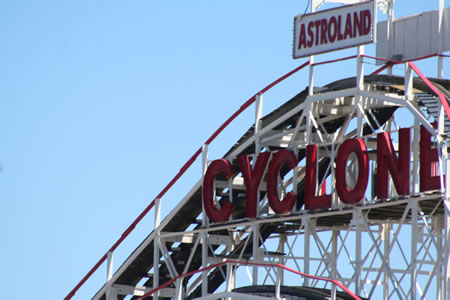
[136,260,362,300]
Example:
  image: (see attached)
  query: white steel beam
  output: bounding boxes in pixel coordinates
[255,94,263,155]
[276,234,285,298]
[445,139,450,300]
[159,241,178,279]
[438,0,444,79]
[153,197,161,300]
[105,287,118,300]
[331,230,338,300]
[183,234,201,275]
[383,223,391,300]
[194,291,280,300]
[309,55,314,96]
[161,233,232,246]
[412,122,420,194]
[359,90,435,134]
[252,223,259,285]
[357,208,403,299]
[201,231,208,297]
[107,251,113,282]
[153,237,160,300]
[405,63,414,100]
[110,284,176,297]
[411,201,418,299]
[355,223,362,296]
[175,278,183,300]
[306,88,358,103]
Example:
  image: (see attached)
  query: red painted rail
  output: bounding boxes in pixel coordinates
[409,62,450,120]
[135,260,362,300]
[362,54,450,120]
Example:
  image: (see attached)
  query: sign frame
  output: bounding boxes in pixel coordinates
[293,0,376,59]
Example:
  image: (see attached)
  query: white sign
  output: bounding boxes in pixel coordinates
[293,1,376,59]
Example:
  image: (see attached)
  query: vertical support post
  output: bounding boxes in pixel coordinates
[438,56,444,80]
[201,144,209,297]
[303,218,311,286]
[306,103,313,145]
[446,214,450,300]
[293,148,299,211]
[255,94,263,217]
[387,0,394,75]
[446,201,450,300]
[357,98,362,138]
[275,267,281,299]
[444,139,450,300]
[355,225,362,295]
[252,223,259,285]
[405,63,413,100]
[438,0,444,79]
[439,104,446,193]
[308,2,316,96]
[253,93,263,289]
[412,120,420,194]
[106,252,116,300]
[331,144,338,208]
[201,143,209,226]
[331,230,338,300]
[357,46,365,89]
[276,234,286,297]
[411,201,418,300]
[202,144,208,174]
[356,46,365,137]
[383,223,391,300]
[175,278,183,300]
[153,197,161,300]
[255,94,263,154]
[107,251,113,282]
[225,262,235,298]
[201,234,208,297]
[436,215,444,300]
[154,197,161,229]
[309,56,315,96]
[387,66,393,76]
[153,240,160,300]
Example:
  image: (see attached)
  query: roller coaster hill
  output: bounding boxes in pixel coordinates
[66,1,450,299]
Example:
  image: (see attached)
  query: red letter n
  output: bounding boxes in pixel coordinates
[376,128,410,199]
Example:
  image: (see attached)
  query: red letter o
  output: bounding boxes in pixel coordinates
[267,150,298,214]
[335,138,369,205]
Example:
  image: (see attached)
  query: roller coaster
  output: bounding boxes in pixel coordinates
[66,1,450,299]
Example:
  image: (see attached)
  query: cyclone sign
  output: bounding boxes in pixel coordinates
[203,126,441,223]
[293,0,376,59]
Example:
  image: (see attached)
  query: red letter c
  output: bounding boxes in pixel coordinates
[203,159,235,222]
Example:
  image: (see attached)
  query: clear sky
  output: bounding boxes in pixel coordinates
[1,1,448,299]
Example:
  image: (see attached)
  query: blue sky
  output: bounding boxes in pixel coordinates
[1,1,448,299]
